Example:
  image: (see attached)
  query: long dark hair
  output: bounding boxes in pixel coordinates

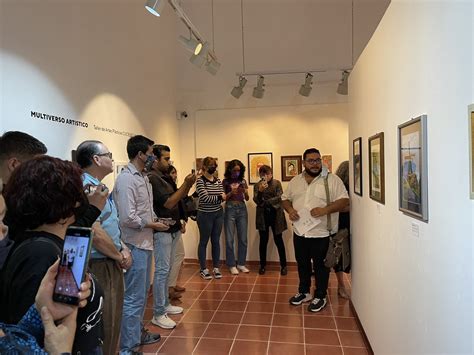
[224,159,245,180]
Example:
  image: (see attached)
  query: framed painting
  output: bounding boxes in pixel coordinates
[368,132,385,204]
[322,154,333,172]
[281,155,302,181]
[248,152,273,184]
[469,105,474,199]
[398,115,428,221]
[353,137,362,196]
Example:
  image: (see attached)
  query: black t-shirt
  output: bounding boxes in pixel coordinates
[148,171,184,233]
[0,231,104,354]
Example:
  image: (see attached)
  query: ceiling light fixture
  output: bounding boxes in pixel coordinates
[337,70,350,95]
[252,75,265,99]
[205,58,221,75]
[145,0,166,17]
[299,73,313,97]
[189,42,209,68]
[178,35,203,55]
[230,76,247,99]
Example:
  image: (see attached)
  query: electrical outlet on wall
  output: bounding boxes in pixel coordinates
[411,222,420,238]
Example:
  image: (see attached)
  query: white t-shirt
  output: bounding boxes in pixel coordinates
[282,170,349,238]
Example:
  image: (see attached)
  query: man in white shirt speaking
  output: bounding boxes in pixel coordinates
[282,148,349,313]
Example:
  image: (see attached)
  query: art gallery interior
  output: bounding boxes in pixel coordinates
[1,0,473,354]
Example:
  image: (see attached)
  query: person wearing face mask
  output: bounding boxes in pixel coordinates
[253,165,288,276]
[222,159,250,275]
[282,148,349,313]
[113,135,169,354]
[147,145,196,330]
[195,157,226,280]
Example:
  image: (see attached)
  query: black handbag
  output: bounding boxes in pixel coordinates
[322,176,351,269]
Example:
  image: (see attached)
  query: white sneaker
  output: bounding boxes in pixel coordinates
[165,305,183,314]
[151,314,176,329]
[229,266,239,275]
[213,267,222,279]
[237,265,250,273]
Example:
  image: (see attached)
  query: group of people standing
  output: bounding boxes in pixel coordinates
[0,130,352,355]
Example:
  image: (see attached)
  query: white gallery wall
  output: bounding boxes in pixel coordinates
[349,1,473,353]
[0,0,179,188]
[177,103,349,263]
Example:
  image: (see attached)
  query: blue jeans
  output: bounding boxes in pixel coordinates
[197,209,224,269]
[224,202,248,267]
[153,231,180,316]
[119,244,152,354]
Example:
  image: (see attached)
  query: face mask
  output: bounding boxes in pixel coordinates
[231,172,240,179]
[207,167,217,174]
[144,155,156,171]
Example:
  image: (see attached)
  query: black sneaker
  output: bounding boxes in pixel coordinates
[280,267,287,276]
[258,267,265,275]
[289,292,312,305]
[308,297,327,312]
[200,268,212,280]
[140,328,161,345]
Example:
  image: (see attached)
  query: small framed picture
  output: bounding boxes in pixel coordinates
[281,155,302,181]
[398,115,428,221]
[322,154,333,172]
[115,162,129,179]
[469,105,474,199]
[368,132,385,204]
[247,152,273,184]
[353,137,362,196]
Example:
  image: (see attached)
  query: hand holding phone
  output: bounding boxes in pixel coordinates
[53,227,93,305]
[156,217,176,226]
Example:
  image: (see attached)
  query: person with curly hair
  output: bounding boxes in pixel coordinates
[222,159,250,275]
[0,156,105,354]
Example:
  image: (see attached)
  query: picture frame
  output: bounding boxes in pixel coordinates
[353,137,363,196]
[247,152,273,184]
[469,105,474,199]
[398,115,428,221]
[322,154,333,172]
[368,132,385,204]
[114,162,129,179]
[281,155,302,181]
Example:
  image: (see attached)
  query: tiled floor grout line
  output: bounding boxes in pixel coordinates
[155,266,201,354]
[191,268,243,354]
[265,272,281,355]
[329,294,346,355]
[227,271,259,355]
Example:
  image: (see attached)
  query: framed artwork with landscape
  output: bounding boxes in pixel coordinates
[353,137,362,196]
[281,155,302,181]
[247,152,273,184]
[368,132,385,204]
[398,115,428,221]
[469,104,474,199]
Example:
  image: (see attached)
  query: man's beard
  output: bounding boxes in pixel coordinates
[305,168,321,177]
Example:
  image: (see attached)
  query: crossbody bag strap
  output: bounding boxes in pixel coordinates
[323,176,332,233]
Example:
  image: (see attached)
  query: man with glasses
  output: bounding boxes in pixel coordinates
[75,140,132,355]
[282,148,349,312]
[113,135,169,355]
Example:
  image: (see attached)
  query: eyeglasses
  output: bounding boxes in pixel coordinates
[305,158,322,165]
[96,152,113,159]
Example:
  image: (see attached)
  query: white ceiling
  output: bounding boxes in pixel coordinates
[172,0,390,106]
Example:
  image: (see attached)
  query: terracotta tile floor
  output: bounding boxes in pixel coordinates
[139,263,369,355]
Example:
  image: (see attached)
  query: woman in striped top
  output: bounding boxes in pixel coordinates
[196,157,226,279]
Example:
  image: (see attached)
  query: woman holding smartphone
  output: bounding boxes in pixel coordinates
[0,156,104,355]
[253,165,287,275]
[223,159,250,275]
[196,157,226,279]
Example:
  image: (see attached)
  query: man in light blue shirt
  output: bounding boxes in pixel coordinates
[76,140,132,355]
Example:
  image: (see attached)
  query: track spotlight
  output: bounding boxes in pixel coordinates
[205,58,221,75]
[189,42,209,68]
[337,70,350,95]
[252,75,265,99]
[145,0,166,17]
[298,73,313,97]
[178,35,203,55]
[231,76,247,99]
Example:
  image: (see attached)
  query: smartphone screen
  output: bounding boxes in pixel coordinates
[53,227,93,305]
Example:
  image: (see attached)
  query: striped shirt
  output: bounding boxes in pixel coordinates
[196,176,224,213]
